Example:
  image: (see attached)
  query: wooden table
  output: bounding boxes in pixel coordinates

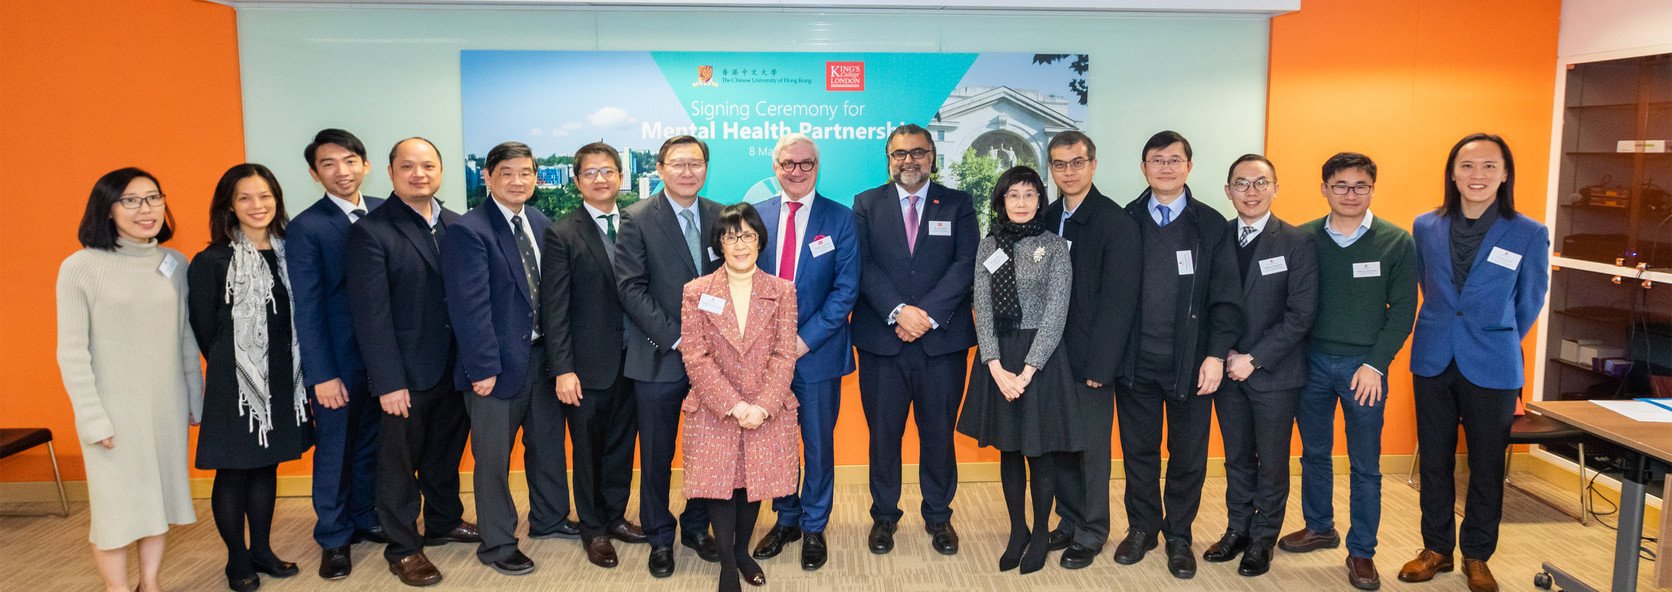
[1528,400,1672,591]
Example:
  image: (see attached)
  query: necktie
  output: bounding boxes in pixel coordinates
[350,208,366,222]
[679,208,702,271]
[511,216,540,323]
[778,200,802,281]
[1157,204,1172,227]
[599,213,617,243]
[1240,225,1257,247]
[904,194,921,254]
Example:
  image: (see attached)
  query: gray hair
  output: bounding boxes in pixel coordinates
[772,133,819,162]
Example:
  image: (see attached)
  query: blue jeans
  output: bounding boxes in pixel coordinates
[1296,349,1387,558]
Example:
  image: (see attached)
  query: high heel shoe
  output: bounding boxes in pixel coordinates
[1019,530,1049,574]
[998,530,1029,572]
[251,555,299,578]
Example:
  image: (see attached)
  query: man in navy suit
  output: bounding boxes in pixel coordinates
[850,124,978,557]
[747,134,860,571]
[440,141,563,577]
[287,128,387,580]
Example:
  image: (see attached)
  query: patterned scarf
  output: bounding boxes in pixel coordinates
[225,229,307,447]
[989,215,1047,329]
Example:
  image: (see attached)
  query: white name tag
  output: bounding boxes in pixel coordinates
[698,293,726,315]
[707,247,719,262]
[1353,261,1381,278]
[808,235,835,257]
[1259,256,1288,276]
[1487,247,1522,270]
[157,255,178,278]
[1176,250,1195,276]
[928,220,952,236]
[983,249,1010,274]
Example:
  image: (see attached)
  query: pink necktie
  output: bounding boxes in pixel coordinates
[779,201,802,281]
[904,194,920,254]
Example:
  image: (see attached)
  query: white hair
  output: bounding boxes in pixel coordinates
[772,133,819,162]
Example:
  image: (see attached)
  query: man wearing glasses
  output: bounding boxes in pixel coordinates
[1282,152,1416,591]
[748,134,860,571]
[614,135,722,577]
[1036,131,1140,570]
[850,123,978,557]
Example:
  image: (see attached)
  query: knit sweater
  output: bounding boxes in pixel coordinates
[1301,216,1418,374]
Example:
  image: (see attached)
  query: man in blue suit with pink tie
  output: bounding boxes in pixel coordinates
[747,134,860,572]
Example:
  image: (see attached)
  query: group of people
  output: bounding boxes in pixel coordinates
[56,122,1547,592]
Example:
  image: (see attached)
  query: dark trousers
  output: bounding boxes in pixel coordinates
[571,364,637,539]
[461,343,550,563]
[706,489,761,592]
[1215,380,1301,543]
[857,343,968,524]
[309,375,381,549]
[1296,349,1387,558]
[635,378,710,547]
[523,346,574,536]
[376,377,469,561]
[1413,362,1519,560]
[1115,377,1213,543]
[770,375,841,532]
[1053,380,1115,549]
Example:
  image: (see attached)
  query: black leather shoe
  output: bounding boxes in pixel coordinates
[424,521,482,546]
[228,574,260,592]
[739,557,766,587]
[1060,542,1099,569]
[487,550,536,576]
[319,546,352,580]
[647,546,675,578]
[351,525,389,545]
[251,555,299,578]
[529,520,582,540]
[1047,528,1072,552]
[1165,537,1196,579]
[753,524,802,559]
[925,521,959,555]
[1202,530,1249,563]
[867,520,897,555]
[607,521,647,544]
[1112,529,1157,565]
[800,531,827,571]
[681,530,721,563]
[1238,543,1274,577]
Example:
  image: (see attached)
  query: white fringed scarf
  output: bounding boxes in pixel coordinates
[225,229,307,447]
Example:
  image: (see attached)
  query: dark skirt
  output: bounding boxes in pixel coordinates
[956,327,1084,457]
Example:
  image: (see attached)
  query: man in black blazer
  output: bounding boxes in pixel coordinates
[850,124,978,556]
[1037,132,1141,570]
[614,135,721,577]
[1112,131,1244,580]
[346,137,478,587]
[541,142,647,570]
[1203,154,1317,577]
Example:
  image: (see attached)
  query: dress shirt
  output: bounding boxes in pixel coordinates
[774,191,814,281]
[1324,211,1375,248]
[1148,193,1188,226]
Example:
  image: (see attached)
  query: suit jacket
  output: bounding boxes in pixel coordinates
[850,182,978,357]
[755,193,860,382]
[614,191,723,383]
[345,197,461,397]
[541,206,627,390]
[1041,185,1140,385]
[1229,215,1318,392]
[441,200,552,399]
[286,194,386,389]
[1411,211,1549,389]
[678,268,801,502]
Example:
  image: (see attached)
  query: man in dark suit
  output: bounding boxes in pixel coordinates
[747,134,860,571]
[346,137,478,588]
[1113,130,1244,580]
[541,142,648,570]
[614,135,721,577]
[1203,154,1317,577]
[1036,131,1141,570]
[850,124,978,557]
[287,128,388,580]
[440,141,564,577]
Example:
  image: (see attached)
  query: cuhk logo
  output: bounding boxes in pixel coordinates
[826,61,864,91]
[694,65,718,87]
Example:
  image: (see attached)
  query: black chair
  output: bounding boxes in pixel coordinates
[1405,412,1590,524]
[0,428,70,517]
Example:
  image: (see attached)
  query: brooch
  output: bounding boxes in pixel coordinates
[1033,246,1045,262]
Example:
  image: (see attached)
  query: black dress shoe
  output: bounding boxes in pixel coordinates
[529,520,583,540]
[1047,528,1072,551]
[607,521,647,544]
[487,550,536,576]
[1202,530,1249,563]
[925,521,959,555]
[1060,542,1099,569]
[251,555,299,578]
[1165,537,1197,579]
[351,525,389,545]
[228,574,260,592]
[739,557,767,587]
[424,521,482,546]
[753,524,802,559]
[867,520,897,555]
[681,530,721,562]
[647,546,675,578]
[319,546,353,580]
[800,531,827,571]
[1112,529,1157,565]
[1238,543,1274,577]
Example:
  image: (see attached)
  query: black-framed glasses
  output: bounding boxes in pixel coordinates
[720,231,759,245]
[778,160,817,172]
[1229,179,1274,193]
[1145,157,1187,169]
[889,148,932,161]
[1049,158,1092,172]
[117,193,166,209]
[1327,183,1374,196]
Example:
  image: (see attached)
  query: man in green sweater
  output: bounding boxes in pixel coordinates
[1277,152,1416,591]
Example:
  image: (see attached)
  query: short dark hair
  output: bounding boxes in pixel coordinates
[388,137,443,166]
[485,141,535,175]
[209,163,289,245]
[989,166,1049,226]
[304,128,368,171]
[658,135,709,164]
[711,202,769,257]
[886,124,936,173]
[1141,130,1192,161]
[1226,153,1278,184]
[573,141,622,173]
[1322,151,1377,182]
[1440,133,1518,219]
[78,167,176,250]
[1047,131,1097,161]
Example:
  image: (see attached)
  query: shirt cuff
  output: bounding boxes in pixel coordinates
[672,337,682,350]
[1361,363,1383,376]
[887,303,905,325]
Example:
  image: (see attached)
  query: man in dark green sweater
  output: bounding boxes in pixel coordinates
[1277,152,1416,591]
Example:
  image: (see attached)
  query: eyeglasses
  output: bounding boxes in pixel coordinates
[662,160,707,173]
[1049,158,1092,172]
[117,193,166,209]
[777,160,817,173]
[580,168,618,180]
[889,148,932,162]
[1145,157,1187,169]
[1327,183,1374,196]
[720,231,758,245]
[1229,179,1274,193]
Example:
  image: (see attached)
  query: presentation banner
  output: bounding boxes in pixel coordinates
[461,50,1087,220]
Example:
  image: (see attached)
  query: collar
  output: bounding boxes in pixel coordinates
[665,193,699,217]
[492,198,529,228]
[1238,212,1272,234]
[581,201,616,220]
[1148,192,1188,218]
[895,183,929,203]
[783,191,815,207]
[327,192,365,217]
[1324,211,1375,238]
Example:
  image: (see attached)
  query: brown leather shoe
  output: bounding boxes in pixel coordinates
[388,553,442,587]
[1462,558,1498,592]
[585,537,619,569]
[1277,527,1341,553]
[1397,549,1454,582]
[1346,556,1380,590]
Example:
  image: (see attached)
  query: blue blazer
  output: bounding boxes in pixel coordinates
[850,182,978,358]
[441,201,553,399]
[1411,210,1549,389]
[755,193,860,382]
[286,194,385,389]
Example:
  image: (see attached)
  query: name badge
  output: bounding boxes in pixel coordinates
[1487,247,1522,270]
[157,255,178,278]
[808,235,835,257]
[983,249,1010,274]
[707,247,719,262]
[698,293,726,315]
[928,220,952,236]
[1176,250,1195,276]
[1353,261,1381,278]
[1258,256,1288,276]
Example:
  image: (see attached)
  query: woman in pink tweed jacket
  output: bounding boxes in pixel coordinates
[680,202,801,592]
